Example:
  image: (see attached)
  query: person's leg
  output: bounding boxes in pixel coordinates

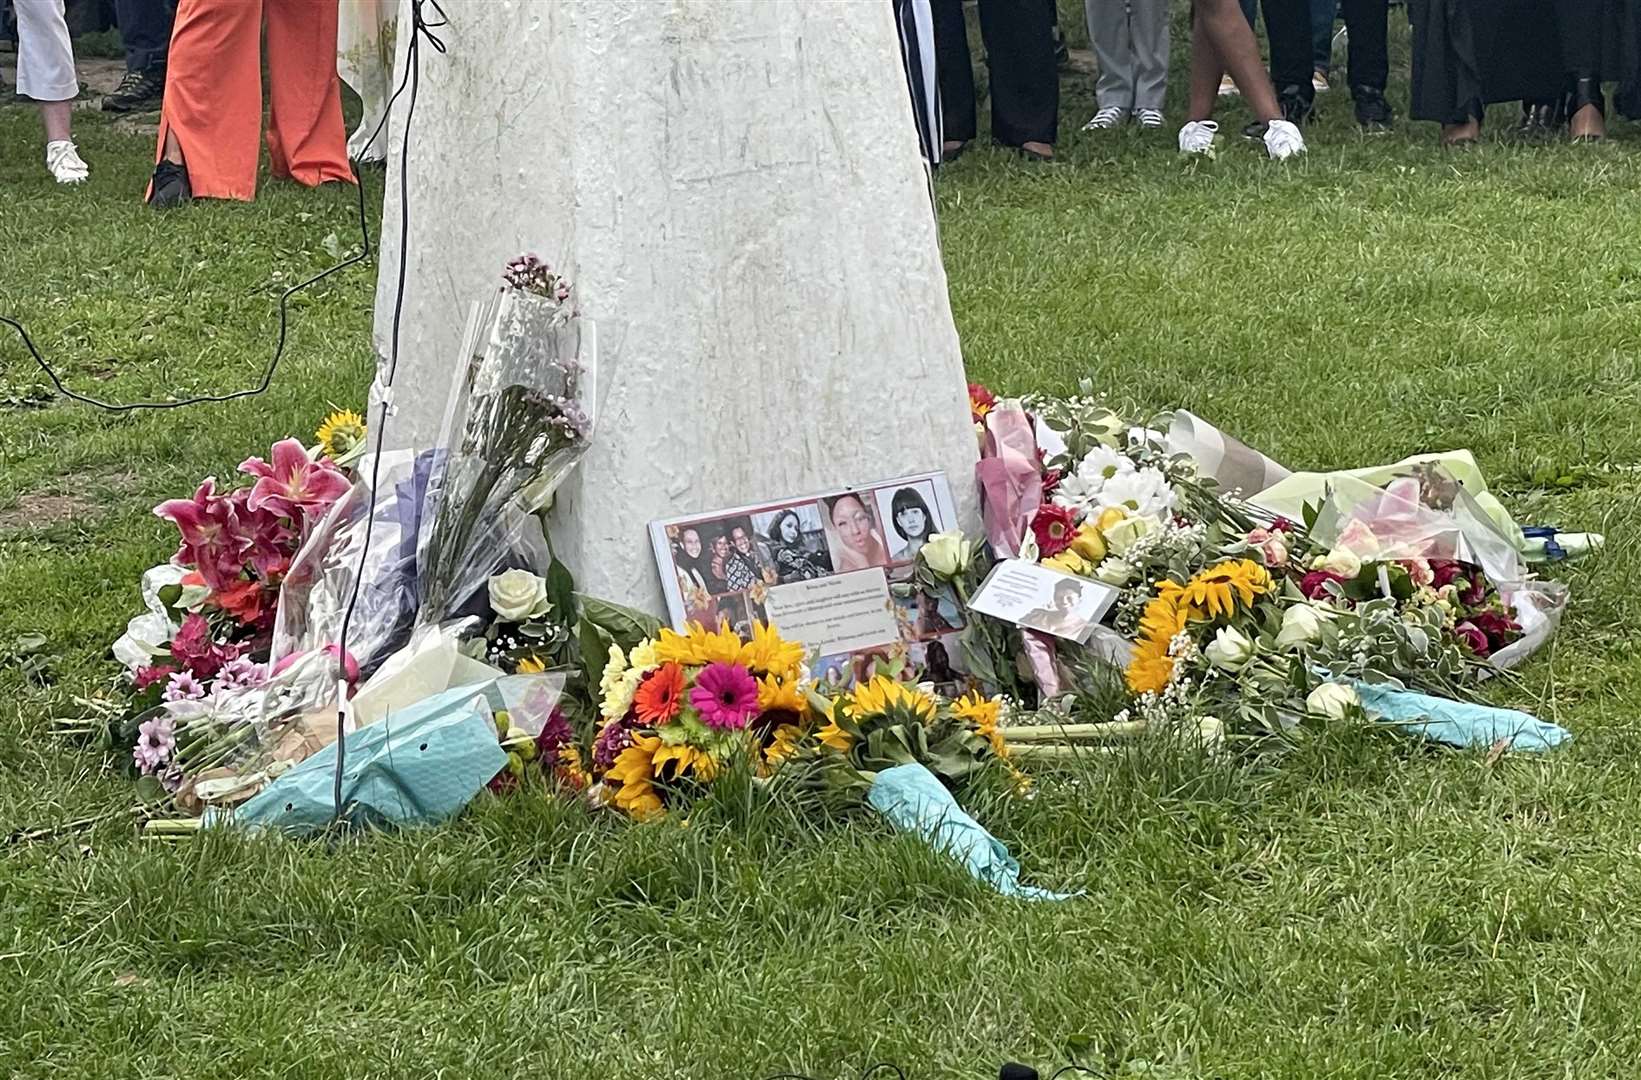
[977,0,1060,153]
[1086,0,1138,115]
[1311,0,1336,76]
[1341,0,1389,92]
[115,0,174,72]
[263,0,354,186]
[1557,0,1606,138]
[1261,0,1315,108]
[1239,0,1258,27]
[1196,0,1284,120]
[1187,5,1227,119]
[930,0,977,151]
[13,0,89,181]
[150,0,263,202]
[1132,0,1172,113]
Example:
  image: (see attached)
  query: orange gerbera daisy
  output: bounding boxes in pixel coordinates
[633,662,685,725]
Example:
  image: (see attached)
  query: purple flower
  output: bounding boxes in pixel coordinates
[593,719,633,772]
[133,715,176,774]
[535,707,573,770]
[216,657,267,691]
[163,671,207,702]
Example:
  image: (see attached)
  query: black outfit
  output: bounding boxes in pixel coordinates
[1409,0,1564,123]
[1266,0,1390,104]
[893,0,941,166]
[1556,0,1641,119]
[931,0,1059,147]
[115,0,175,72]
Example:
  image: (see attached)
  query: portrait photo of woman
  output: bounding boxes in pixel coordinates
[671,526,718,624]
[825,493,891,572]
[761,507,833,584]
[883,485,938,564]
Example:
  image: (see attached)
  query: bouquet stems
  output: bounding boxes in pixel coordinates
[1003,720,1146,744]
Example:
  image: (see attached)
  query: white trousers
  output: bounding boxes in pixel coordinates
[14,0,80,103]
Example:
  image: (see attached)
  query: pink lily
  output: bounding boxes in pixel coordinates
[240,438,351,526]
[154,479,246,591]
[225,487,297,578]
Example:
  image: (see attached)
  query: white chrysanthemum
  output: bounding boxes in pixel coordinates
[1095,466,1176,520]
[1075,445,1136,485]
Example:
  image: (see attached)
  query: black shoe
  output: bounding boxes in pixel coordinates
[1517,99,1564,139]
[1567,77,1607,142]
[1052,25,1070,68]
[102,66,165,113]
[1352,87,1394,132]
[148,161,192,209]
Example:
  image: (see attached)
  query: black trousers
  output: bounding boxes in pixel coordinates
[931,0,1059,146]
[1266,0,1390,99]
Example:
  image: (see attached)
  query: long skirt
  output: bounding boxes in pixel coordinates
[1408,0,1564,122]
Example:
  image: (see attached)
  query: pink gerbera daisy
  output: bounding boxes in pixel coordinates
[689,663,760,731]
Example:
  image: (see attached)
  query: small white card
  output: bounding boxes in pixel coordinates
[968,559,1119,644]
[763,569,899,658]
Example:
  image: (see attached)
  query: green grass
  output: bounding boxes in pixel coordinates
[6,29,1641,1078]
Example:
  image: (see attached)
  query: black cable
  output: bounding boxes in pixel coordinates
[330,0,447,821]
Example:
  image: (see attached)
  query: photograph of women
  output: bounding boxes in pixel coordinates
[651,473,964,688]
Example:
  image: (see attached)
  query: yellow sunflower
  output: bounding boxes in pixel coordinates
[739,621,805,679]
[607,735,664,819]
[656,621,743,667]
[652,741,719,783]
[1126,632,1177,695]
[1138,593,1189,644]
[816,717,856,753]
[757,672,808,714]
[514,655,547,675]
[845,675,937,723]
[315,409,367,461]
[764,723,805,766]
[1174,559,1274,620]
[952,691,1006,756]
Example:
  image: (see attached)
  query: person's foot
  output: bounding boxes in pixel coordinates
[1570,102,1607,142]
[1218,74,1239,97]
[1263,119,1307,160]
[148,160,192,208]
[102,66,165,113]
[1018,140,1054,162]
[1352,87,1394,133]
[46,141,89,184]
[1313,68,1331,93]
[1082,106,1129,131]
[1441,119,1481,147]
[941,139,970,163]
[1178,120,1219,156]
[1135,108,1165,129]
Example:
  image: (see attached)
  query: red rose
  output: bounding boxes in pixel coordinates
[1300,570,1348,600]
[1468,610,1520,651]
[1453,621,1490,657]
[1430,560,1465,589]
[1031,504,1077,558]
[1270,517,1295,534]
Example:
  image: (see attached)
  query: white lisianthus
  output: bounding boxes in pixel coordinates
[1204,626,1255,671]
[1093,557,1135,587]
[1319,548,1363,579]
[1305,682,1361,721]
[1099,511,1156,555]
[1275,603,1330,650]
[920,531,973,581]
[488,568,553,622]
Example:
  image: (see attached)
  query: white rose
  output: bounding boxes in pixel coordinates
[1204,626,1255,671]
[1196,716,1226,752]
[920,531,973,580]
[488,568,552,622]
[1275,603,1330,650]
[1320,549,1362,579]
[1305,682,1361,721]
[1100,513,1155,555]
[1093,557,1134,587]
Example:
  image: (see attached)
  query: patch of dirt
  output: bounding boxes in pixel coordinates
[0,492,99,532]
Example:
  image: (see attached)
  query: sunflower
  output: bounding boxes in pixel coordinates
[757,672,807,714]
[656,621,743,668]
[514,655,547,675]
[315,409,367,461]
[1138,593,1189,645]
[556,744,590,791]
[738,621,804,679]
[1128,592,1191,694]
[845,675,938,724]
[816,717,856,753]
[764,723,805,766]
[1126,633,1177,695]
[607,734,664,819]
[952,691,1006,756]
[652,741,719,782]
[1174,559,1274,620]
[633,662,686,725]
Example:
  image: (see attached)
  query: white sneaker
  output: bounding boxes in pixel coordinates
[46,140,89,184]
[1178,120,1219,156]
[1082,106,1129,131]
[1263,119,1307,160]
[1135,109,1165,129]
[1218,74,1239,97]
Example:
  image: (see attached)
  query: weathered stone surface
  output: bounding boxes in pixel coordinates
[374,0,976,611]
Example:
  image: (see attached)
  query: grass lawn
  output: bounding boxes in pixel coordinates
[5,22,1641,1079]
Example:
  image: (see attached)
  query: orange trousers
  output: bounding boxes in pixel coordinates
[154,0,355,201]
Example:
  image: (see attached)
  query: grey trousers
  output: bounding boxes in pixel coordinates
[1084,0,1171,111]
